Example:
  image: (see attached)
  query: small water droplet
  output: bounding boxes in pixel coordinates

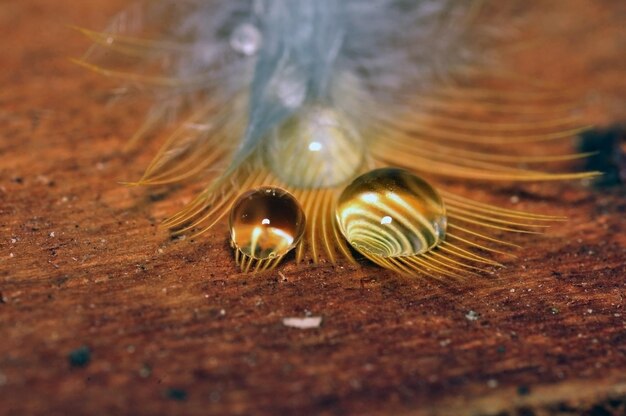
[229,187,305,260]
[230,23,262,56]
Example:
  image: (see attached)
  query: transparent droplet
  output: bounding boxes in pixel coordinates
[230,23,262,56]
[265,106,365,188]
[229,187,305,260]
[335,168,447,258]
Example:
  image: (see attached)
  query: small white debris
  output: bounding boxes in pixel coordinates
[10,238,17,244]
[510,195,520,204]
[510,289,515,293]
[36,175,51,185]
[219,309,226,316]
[282,316,322,329]
[487,379,499,388]
[465,310,480,321]
[49,232,55,238]
[9,253,14,258]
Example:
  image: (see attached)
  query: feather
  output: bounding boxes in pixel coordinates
[76,0,599,276]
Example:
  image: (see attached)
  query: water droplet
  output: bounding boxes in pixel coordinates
[335,168,447,258]
[265,106,365,188]
[229,187,305,261]
[230,23,262,56]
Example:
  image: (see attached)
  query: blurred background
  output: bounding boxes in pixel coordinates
[0,1,625,415]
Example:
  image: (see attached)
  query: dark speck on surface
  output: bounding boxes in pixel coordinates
[68,346,91,368]
[518,407,535,416]
[517,385,531,396]
[587,404,613,416]
[149,192,167,202]
[166,388,188,401]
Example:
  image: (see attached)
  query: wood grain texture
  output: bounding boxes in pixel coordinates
[0,1,625,415]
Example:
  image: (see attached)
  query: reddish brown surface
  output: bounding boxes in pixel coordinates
[1,1,625,415]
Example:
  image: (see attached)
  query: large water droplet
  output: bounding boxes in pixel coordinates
[335,168,447,258]
[229,187,305,260]
[265,106,365,188]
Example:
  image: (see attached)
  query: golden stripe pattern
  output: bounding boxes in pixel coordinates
[336,168,447,258]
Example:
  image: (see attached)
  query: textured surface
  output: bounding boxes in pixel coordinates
[1,1,625,415]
